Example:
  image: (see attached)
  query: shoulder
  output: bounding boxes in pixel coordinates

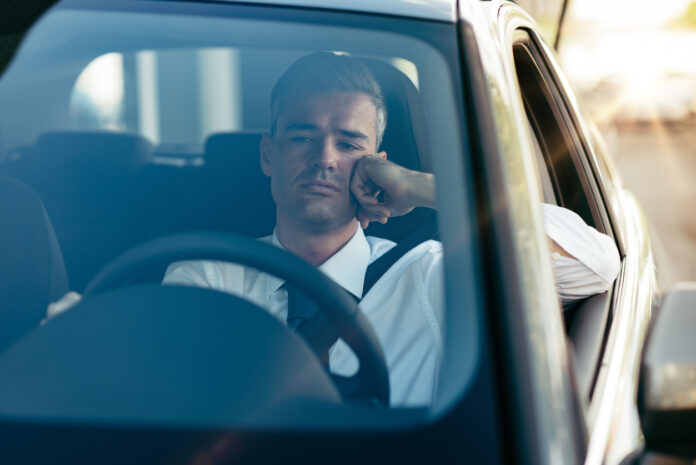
[365,235,397,263]
[366,235,442,266]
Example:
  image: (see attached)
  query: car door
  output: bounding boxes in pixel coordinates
[503,6,656,465]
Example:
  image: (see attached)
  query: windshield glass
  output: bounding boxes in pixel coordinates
[0,1,479,428]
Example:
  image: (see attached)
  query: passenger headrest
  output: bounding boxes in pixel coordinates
[34,131,152,195]
[205,132,263,172]
[37,130,152,171]
[204,132,274,237]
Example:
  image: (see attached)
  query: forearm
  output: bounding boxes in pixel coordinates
[406,170,436,210]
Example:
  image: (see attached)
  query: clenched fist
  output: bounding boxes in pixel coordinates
[350,155,435,229]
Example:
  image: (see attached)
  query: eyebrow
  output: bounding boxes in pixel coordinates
[284,123,370,142]
[285,123,319,132]
[339,129,369,141]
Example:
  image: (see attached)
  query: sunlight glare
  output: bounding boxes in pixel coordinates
[73,53,124,109]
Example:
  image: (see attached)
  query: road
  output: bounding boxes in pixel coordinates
[608,124,696,286]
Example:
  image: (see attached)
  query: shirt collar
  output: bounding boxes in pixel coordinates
[264,225,371,300]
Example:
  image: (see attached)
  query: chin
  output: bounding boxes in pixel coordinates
[301,206,356,230]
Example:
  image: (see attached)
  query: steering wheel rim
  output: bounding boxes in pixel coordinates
[83,231,389,405]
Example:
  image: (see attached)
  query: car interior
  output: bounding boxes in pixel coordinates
[0,45,441,421]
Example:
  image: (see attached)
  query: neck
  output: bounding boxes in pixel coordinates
[275,216,358,266]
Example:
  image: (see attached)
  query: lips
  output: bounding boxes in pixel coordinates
[299,179,340,194]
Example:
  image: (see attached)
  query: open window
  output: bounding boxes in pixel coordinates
[512,30,618,405]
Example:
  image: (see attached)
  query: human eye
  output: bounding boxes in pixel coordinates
[288,135,314,145]
[337,141,361,151]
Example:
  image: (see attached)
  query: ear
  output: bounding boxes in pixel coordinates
[260,133,273,177]
[376,150,387,160]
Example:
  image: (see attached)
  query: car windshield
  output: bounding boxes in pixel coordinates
[0,1,481,429]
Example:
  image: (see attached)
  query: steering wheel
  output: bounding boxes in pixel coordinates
[83,231,390,406]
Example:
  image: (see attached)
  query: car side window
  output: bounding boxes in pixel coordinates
[512,30,618,405]
[526,118,558,205]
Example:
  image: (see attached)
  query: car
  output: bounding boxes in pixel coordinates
[0,0,694,464]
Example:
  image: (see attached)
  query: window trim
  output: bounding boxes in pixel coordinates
[511,29,619,410]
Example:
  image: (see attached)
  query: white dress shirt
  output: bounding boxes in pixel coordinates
[162,203,620,407]
[541,203,621,307]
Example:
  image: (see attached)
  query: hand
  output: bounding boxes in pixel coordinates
[350,155,435,229]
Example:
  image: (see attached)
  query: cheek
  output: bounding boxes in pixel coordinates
[271,155,304,187]
[341,154,362,175]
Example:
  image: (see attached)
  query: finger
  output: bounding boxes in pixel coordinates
[351,179,381,201]
[361,203,390,218]
[355,194,382,208]
[351,158,383,194]
[357,209,370,229]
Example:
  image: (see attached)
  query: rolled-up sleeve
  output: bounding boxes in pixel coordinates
[542,203,621,306]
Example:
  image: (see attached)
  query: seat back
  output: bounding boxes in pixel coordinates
[19,131,153,290]
[0,175,68,352]
[359,58,437,242]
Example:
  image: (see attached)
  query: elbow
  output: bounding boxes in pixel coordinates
[595,239,621,292]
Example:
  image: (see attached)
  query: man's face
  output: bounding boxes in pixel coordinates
[260,91,383,231]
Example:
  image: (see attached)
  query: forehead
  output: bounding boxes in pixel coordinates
[276,92,378,137]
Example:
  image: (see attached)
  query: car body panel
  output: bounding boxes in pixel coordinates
[491,3,583,464]
[461,2,658,464]
[585,188,654,465]
[188,0,456,22]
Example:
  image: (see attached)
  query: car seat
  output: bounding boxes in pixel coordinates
[358,57,437,242]
[0,175,68,352]
[197,59,437,243]
[16,131,153,290]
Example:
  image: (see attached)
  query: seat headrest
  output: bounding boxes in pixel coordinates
[36,131,152,173]
[359,58,430,173]
[32,131,153,197]
[205,132,263,171]
[358,59,436,242]
[204,132,274,237]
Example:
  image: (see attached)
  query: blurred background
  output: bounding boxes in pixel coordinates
[557,0,696,286]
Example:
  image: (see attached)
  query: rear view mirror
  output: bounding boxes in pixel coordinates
[640,284,696,457]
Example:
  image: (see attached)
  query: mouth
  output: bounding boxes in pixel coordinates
[298,180,340,195]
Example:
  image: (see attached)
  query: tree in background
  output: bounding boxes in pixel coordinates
[671,1,696,29]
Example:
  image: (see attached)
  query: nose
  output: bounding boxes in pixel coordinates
[310,138,340,171]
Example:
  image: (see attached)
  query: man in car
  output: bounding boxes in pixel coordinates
[47,52,618,406]
[160,52,620,407]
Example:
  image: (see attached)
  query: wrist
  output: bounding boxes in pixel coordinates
[408,170,436,209]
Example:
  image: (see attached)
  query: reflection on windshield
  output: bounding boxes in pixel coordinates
[0,5,475,425]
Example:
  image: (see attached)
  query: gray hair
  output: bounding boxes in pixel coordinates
[270,52,387,149]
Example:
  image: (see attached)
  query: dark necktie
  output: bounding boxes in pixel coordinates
[285,284,377,403]
[285,284,319,330]
[285,284,360,368]
[285,283,331,366]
